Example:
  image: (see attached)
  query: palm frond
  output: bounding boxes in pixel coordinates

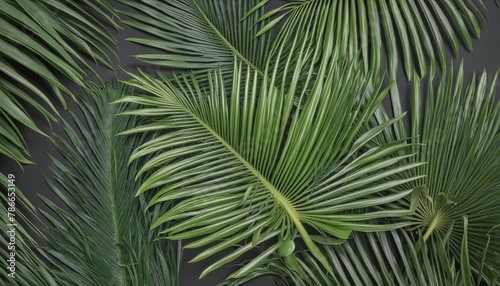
[223,217,492,286]
[408,63,500,283]
[118,0,275,76]
[0,0,117,166]
[365,61,500,284]
[120,40,423,280]
[250,0,490,79]
[1,83,180,285]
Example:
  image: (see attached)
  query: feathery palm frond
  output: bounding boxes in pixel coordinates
[223,217,492,286]
[0,83,180,285]
[0,0,117,166]
[250,0,491,79]
[120,36,423,280]
[118,0,275,76]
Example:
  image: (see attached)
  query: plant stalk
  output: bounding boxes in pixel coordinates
[423,214,440,242]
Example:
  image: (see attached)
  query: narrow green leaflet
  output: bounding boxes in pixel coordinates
[121,42,423,278]
[0,83,180,285]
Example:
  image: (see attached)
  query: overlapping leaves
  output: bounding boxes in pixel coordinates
[229,62,500,285]
[223,217,488,286]
[407,64,500,283]
[249,0,490,79]
[0,0,116,165]
[120,36,425,278]
[118,0,275,76]
[0,0,498,285]
[1,83,180,285]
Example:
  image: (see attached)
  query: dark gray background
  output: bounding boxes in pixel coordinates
[1,1,499,285]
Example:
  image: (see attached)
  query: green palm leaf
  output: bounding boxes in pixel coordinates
[120,41,423,279]
[407,63,500,283]
[250,0,491,79]
[0,0,117,166]
[362,61,500,284]
[118,0,275,76]
[354,60,499,286]
[1,83,180,285]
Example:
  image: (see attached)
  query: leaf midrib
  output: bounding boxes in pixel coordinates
[179,99,306,239]
[191,0,265,77]
[108,102,126,286]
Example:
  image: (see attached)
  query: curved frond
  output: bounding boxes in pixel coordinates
[0,83,180,285]
[251,0,491,79]
[118,0,275,75]
[0,0,117,166]
[121,45,423,279]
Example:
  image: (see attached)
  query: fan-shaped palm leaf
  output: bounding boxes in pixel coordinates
[118,0,275,77]
[1,83,180,285]
[407,63,500,283]
[0,0,116,166]
[250,0,492,79]
[363,61,500,284]
[120,36,424,279]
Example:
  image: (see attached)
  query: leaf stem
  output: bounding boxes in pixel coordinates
[423,214,440,241]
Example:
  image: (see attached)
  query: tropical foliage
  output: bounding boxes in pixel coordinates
[0,0,116,165]
[1,83,180,285]
[118,0,276,77]
[409,63,500,283]
[120,52,422,277]
[222,218,487,286]
[222,62,500,285]
[0,0,499,285]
